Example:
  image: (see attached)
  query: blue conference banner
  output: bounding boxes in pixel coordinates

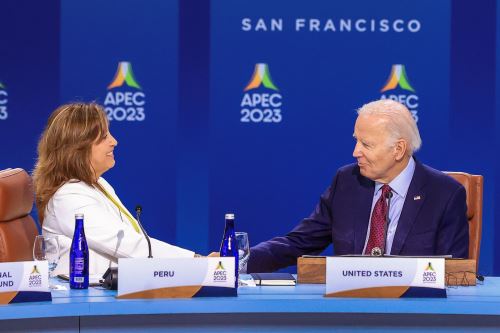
[60,0,180,245]
[0,1,60,182]
[0,0,498,274]
[448,0,496,275]
[209,0,451,259]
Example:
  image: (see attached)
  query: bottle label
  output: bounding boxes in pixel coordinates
[73,277,85,283]
[74,258,84,273]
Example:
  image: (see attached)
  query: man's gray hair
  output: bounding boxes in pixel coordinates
[357,99,422,155]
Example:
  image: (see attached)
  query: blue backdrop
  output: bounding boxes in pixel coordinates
[0,0,497,275]
[210,0,452,267]
[60,0,180,246]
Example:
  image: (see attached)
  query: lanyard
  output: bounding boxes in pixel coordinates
[100,187,141,234]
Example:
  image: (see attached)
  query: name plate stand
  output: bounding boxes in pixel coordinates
[0,261,51,304]
[117,257,237,299]
[325,257,446,298]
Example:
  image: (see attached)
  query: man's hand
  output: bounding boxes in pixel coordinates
[194,252,220,257]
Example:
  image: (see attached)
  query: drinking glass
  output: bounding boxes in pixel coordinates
[235,232,250,274]
[33,235,60,279]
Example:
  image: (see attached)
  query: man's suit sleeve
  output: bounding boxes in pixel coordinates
[246,174,338,273]
[435,185,469,258]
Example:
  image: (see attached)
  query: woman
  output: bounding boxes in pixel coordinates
[33,102,194,275]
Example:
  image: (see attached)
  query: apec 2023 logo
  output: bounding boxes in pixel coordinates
[380,64,419,122]
[0,81,8,120]
[104,62,146,122]
[240,63,283,123]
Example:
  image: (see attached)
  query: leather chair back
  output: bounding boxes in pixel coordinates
[445,172,483,270]
[0,168,38,262]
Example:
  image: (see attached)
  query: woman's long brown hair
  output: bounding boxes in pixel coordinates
[33,103,109,223]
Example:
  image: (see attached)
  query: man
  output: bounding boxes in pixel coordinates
[247,99,469,273]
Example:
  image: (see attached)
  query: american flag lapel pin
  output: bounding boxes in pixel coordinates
[414,195,421,201]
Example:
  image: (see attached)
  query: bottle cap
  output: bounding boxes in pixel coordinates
[225,213,234,220]
[75,213,84,219]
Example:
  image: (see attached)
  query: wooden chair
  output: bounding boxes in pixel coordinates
[445,172,483,270]
[0,168,38,262]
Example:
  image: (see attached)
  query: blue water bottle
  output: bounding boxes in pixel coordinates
[70,213,89,289]
[219,213,239,287]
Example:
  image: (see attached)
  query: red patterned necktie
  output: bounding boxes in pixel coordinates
[365,184,392,256]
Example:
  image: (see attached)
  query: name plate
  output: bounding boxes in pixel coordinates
[117,257,237,299]
[325,257,446,298]
[0,261,51,304]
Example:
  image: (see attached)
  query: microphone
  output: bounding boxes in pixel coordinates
[101,206,153,290]
[383,190,393,255]
[135,205,153,258]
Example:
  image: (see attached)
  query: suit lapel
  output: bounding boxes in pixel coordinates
[391,160,427,255]
[353,169,375,254]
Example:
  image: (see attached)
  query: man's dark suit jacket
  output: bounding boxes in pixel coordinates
[247,160,469,273]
